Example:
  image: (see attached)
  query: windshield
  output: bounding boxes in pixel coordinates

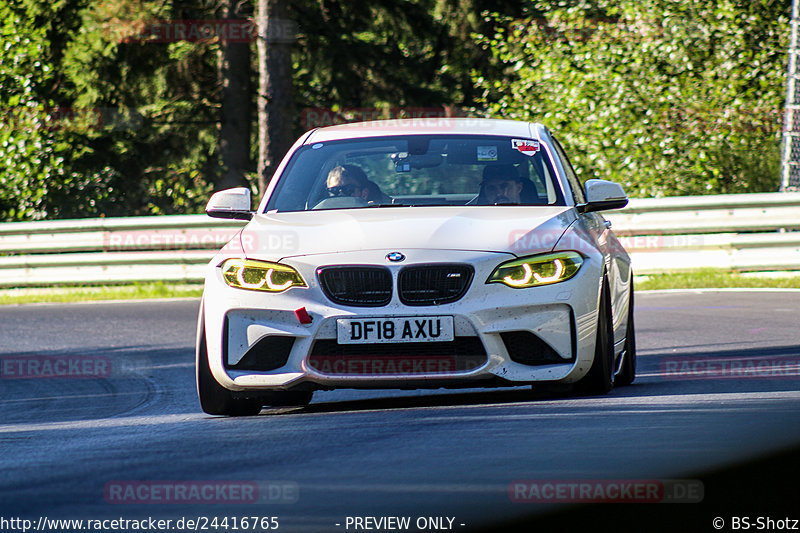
[264,135,565,212]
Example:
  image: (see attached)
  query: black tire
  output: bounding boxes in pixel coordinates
[575,277,615,395]
[196,306,263,416]
[615,282,636,387]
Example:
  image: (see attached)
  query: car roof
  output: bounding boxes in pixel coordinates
[303,118,546,144]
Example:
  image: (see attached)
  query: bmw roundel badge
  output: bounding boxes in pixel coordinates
[386,252,405,262]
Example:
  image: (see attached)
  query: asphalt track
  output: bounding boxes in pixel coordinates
[0,290,799,533]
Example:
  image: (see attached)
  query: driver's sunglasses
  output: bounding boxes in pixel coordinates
[327,184,358,197]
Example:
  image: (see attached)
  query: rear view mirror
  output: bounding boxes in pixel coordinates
[206,187,253,220]
[578,179,628,213]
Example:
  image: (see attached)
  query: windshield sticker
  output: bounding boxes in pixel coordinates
[477,145,498,161]
[392,151,411,172]
[511,139,540,157]
[311,143,324,149]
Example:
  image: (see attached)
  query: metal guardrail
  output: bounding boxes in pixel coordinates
[1,193,799,287]
[607,192,800,274]
[0,215,244,287]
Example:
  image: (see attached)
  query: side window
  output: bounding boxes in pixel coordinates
[552,137,585,205]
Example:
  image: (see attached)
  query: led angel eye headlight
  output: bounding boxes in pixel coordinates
[487,252,584,288]
[220,259,307,293]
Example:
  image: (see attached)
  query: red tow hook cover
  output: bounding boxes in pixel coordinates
[295,307,313,324]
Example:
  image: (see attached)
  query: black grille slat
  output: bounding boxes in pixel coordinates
[318,266,392,307]
[399,264,473,306]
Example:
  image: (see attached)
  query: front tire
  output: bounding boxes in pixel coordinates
[575,277,615,395]
[196,306,263,416]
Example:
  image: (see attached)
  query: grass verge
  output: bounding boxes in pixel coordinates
[0,282,203,305]
[636,268,800,290]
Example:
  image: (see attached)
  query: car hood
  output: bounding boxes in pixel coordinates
[238,206,576,260]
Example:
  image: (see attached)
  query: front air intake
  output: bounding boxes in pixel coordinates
[501,331,570,365]
[226,335,295,371]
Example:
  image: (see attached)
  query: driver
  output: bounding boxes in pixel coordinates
[480,164,524,204]
[326,165,391,205]
[326,165,370,200]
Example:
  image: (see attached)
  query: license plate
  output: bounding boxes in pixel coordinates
[336,316,455,344]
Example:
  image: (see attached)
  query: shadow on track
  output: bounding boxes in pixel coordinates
[255,344,800,417]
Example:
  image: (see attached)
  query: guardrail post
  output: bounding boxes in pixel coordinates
[782,0,800,192]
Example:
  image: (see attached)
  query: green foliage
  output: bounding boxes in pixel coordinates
[0,8,53,220]
[477,0,790,196]
[290,0,522,118]
[0,0,122,220]
[60,0,220,215]
[0,0,218,220]
[1,0,791,221]
[2,0,519,221]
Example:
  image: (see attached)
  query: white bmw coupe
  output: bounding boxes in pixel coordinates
[197,118,635,415]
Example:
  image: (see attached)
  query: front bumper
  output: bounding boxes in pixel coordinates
[201,249,603,392]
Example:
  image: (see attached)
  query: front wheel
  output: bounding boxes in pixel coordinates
[196,307,263,416]
[575,277,615,395]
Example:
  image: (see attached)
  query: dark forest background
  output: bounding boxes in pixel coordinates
[0,0,790,220]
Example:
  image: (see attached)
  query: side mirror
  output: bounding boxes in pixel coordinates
[205,187,253,220]
[577,179,628,213]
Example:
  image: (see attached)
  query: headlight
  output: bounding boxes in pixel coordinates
[486,252,584,288]
[220,258,307,292]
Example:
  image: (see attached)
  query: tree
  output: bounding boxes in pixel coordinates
[477,0,790,196]
[0,0,123,220]
[219,0,253,191]
[257,0,295,195]
[62,0,222,214]
[1,0,525,220]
